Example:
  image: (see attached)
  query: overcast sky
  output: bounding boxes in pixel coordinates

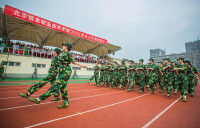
[1,0,200,62]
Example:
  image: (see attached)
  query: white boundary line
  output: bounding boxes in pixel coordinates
[0,88,108,99]
[0,89,45,94]
[0,91,126,111]
[0,88,107,95]
[24,93,150,128]
[142,96,181,128]
[0,86,93,90]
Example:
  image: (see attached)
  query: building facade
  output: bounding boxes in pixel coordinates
[185,40,200,53]
[150,49,165,58]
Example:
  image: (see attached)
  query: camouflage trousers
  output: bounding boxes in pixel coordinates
[39,67,72,105]
[28,73,60,97]
[164,73,173,95]
[173,75,179,92]
[188,74,196,96]
[99,72,104,84]
[0,73,4,80]
[128,73,135,91]
[103,72,109,86]
[147,75,157,92]
[89,72,99,85]
[137,75,145,91]
[111,73,118,88]
[109,73,113,85]
[158,76,165,91]
[120,73,127,87]
[145,75,149,87]
[178,74,189,96]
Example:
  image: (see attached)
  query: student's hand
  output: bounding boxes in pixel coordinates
[82,65,87,68]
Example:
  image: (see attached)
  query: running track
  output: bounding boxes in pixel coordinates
[0,80,199,128]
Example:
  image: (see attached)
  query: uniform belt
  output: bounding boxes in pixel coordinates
[60,63,69,66]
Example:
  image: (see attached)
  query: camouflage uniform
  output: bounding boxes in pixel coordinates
[119,63,127,88]
[89,65,99,85]
[135,61,146,93]
[145,64,150,88]
[146,63,158,93]
[127,63,136,91]
[103,64,110,87]
[163,60,174,96]
[172,63,179,93]
[38,50,74,105]
[27,56,60,98]
[99,65,105,85]
[0,64,4,80]
[177,63,189,97]
[188,65,197,96]
[108,64,114,86]
[116,64,121,86]
[111,63,119,88]
[158,65,165,92]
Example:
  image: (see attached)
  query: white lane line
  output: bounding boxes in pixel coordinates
[0,89,46,94]
[0,88,108,99]
[142,96,181,128]
[0,88,106,95]
[0,91,125,111]
[24,93,150,128]
[0,86,93,90]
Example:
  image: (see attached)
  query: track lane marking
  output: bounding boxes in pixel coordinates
[0,86,93,90]
[0,88,109,98]
[142,96,181,128]
[0,90,126,111]
[24,93,150,128]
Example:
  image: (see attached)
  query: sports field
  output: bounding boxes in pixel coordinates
[0,79,199,128]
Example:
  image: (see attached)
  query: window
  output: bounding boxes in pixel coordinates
[87,68,93,71]
[32,63,46,68]
[2,61,21,67]
[37,64,41,67]
[42,64,46,68]
[72,67,81,70]
[9,62,14,66]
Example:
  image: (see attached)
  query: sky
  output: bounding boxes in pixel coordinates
[1,0,200,62]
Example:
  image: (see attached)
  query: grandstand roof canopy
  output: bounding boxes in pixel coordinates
[0,5,121,57]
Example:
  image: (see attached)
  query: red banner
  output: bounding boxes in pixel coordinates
[4,5,107,44]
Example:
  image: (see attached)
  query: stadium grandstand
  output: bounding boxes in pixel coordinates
[0,5,121,78]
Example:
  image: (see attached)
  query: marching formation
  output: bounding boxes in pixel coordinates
[17,42,199,109]
[88,58,199,102]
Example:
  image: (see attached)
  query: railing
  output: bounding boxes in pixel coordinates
[0,47,105,63]
[0,47,53,59]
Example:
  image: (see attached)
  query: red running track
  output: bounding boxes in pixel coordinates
[0,82,199,128]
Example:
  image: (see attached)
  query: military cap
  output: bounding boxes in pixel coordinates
[163,58,170,62]
[113,61,118,64]
[121,60,125,64]
[177,58,184,61]
[149,58,154,62]
[62,42,72,50]
[53,48,61,54]
[129,60,134,63]
[158,62,163,64]
[185,60,191,64]
[139,59,144,62]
